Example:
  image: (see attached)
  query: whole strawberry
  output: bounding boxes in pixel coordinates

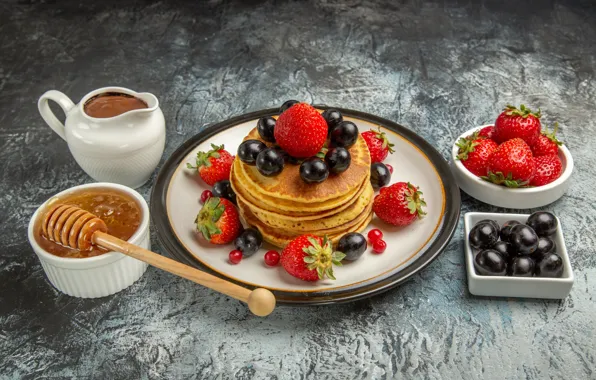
[494,104,541,145]
[483,138,535,187]
[187,144,234,186]
[274,103,327,158]
[456,132,498,176]
[361,128,395,162]
[195,197,241,244]
[280,235,345,281]
[478,125,496,140]
[530,154,563,186]
[531,123,563,157]
[373,182,426,226]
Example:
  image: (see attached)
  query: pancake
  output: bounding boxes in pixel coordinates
[238,197,372,236]
[232,158,368,213]
[231,163,370,219]
[240,183,374,232]
[276,203,373,236]
[237,128,371,203]
[240,205,374,248]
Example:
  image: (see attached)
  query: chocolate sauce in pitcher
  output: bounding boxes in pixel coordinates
[84,92,148,118]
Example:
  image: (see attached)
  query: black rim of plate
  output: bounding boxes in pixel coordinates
[150,106,461,305]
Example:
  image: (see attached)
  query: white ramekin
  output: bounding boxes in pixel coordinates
[28,182,149,298]
[450,126,574,209]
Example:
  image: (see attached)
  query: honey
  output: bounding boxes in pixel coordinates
[35,188,142,258]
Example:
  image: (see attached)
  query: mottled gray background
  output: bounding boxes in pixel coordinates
[1,0,595,378]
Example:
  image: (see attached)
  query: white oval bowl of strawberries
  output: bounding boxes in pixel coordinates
[450,104,574,209]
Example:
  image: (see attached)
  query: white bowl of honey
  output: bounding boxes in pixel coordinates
[28,183,150,298]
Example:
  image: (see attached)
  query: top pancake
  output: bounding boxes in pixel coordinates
[237,127,371,203]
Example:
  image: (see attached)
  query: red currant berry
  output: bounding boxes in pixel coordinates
[367,229,383,243]
[372,239,387,254]
[200,190,213,204]
[385,164,393,174]
[229,249,243,264]
[264,250,280,266]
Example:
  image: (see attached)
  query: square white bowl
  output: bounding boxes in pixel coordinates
[464,212,574,299]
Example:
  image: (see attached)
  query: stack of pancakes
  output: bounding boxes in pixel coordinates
[230,128,373,248]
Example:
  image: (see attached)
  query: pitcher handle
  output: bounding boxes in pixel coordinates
[38,90,76,141]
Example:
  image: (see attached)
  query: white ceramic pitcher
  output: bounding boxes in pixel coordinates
[38,86,166,188]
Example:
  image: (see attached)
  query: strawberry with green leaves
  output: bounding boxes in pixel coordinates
[187,143,234,186]
[531,122,563,157]
[494,104,542,144]
[195,197,241,245]
[456,131,498,177]
[280,235,345,281]
[483,138,535,187]
[373,182,426,226]
[361,128,395,163]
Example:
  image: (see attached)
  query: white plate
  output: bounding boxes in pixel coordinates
[151,107,461,304]
[464,212,574,299]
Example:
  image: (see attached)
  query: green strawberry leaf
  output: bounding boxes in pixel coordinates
[316,147,329,159]
[481,171,530,188]
[503,104,541,119]
[200,225,211,240]
[542,122,564,146]
[326,267,336,281]
[332,251,346,263]
[191,143,225,169]
[316,266,324,279]
[303,256,316,264]
[195,197,225,241]
[307,237,320,247]
[455,131,481,161]
[404,182,427,218]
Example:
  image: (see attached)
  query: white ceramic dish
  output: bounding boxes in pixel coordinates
[464,212,574,299]
[28,182,150,298]
[151,107,461,304]
[450,126,573,209]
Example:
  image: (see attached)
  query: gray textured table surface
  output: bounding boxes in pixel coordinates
[1,0,595,379]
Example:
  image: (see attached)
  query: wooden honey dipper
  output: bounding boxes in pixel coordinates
[41,204,276,316]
